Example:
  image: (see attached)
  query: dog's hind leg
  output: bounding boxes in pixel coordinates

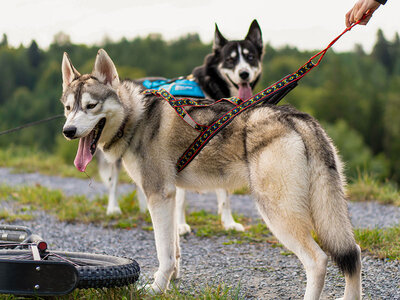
[256,200,328,300]
[176,188,191,235]
[146,184,177,293]
[308,149,362,300]
[250,135,327,299]
[216,189,244,232]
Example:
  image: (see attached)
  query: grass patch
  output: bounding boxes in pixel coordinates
[0,209,33,222]
[0,146,97,180]
[0,281,242,300]
[0,185,150,229]
[348,172,400,206]
[0,185,105,223]
[232,186,250,195]
[355,225,400,260]
[186,210,276,245]
[0,146,132,183]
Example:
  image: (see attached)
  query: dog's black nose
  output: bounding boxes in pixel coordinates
[63,126,77,139]
[239,71,249,80]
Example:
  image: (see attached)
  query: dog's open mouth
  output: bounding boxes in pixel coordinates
[74,118,106,172]
[226,75,253,100]
[238,82,252,100]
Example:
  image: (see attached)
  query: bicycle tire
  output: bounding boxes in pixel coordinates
[0,250,140,289]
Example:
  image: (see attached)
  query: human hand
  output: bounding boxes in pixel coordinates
[345,0,381,27]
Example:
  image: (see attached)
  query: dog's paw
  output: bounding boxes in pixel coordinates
[148,283,164,295]
[140,282,164,295]
[178,223,191,235]
[106,206,122,215]
[223,222,245,232]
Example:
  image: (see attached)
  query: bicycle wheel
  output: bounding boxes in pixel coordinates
[0,250,140,289]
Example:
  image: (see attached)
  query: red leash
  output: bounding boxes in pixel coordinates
[308,15,368,67]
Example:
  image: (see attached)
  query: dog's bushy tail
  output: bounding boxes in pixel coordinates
[307,128,361,276]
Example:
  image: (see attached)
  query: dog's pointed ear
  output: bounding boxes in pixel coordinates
[213,23,227,52]
[62,52,80,91]
[245,20,263,52]
[92,49,120,88]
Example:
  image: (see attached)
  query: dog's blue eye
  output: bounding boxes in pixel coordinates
[87,103,97,109]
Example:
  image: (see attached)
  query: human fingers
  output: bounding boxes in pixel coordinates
[359,14,373,25]
[354,1,369,21]
[345,8,354,27]
[346,0,362,26]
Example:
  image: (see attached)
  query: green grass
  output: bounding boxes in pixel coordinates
[0,147,132,183]
[355,225,400,260]
[348,172,400,206]
[0,147,95,179]
[0,282,242,299]
[0,185,105,223]
[0,209,33,222]
[186,210,275,245]
[0,185,149,228]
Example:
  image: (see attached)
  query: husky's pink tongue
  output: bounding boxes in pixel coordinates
[74,132,94,172]
[238,83,252,100]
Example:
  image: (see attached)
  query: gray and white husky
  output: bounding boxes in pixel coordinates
[97,20,263,236]
[60,49,361,299]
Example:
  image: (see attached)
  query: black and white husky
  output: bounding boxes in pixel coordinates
[98,20,263,235]
[60,48,361,298]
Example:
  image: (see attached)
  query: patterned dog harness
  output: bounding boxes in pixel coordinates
[144,62,310,172]
[144,18,365,172]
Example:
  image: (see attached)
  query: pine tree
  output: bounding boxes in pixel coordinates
[391,32,400,75]
[372,29,392,74]
[27,40,41,68]
[0,33,8,47]
[354,44,365,57]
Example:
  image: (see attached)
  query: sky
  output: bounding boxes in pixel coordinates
[0,0,399,53]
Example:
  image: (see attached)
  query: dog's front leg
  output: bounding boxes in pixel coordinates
[146,185,178,293]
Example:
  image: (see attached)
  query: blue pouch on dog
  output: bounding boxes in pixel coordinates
[142,79,205,98]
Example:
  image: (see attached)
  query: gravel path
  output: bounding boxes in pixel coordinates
[1,167,399,299]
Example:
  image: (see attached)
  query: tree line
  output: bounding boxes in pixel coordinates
[0,30,399,183]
